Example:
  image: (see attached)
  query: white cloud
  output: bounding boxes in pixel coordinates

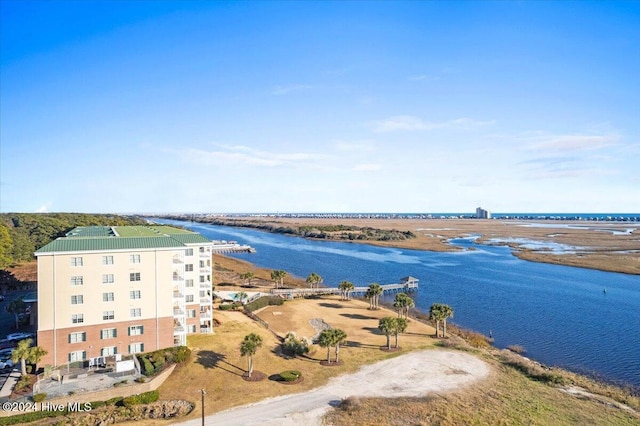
[528,134,618,152]
[353,164,382,172]
[272,84,313,95]
[176,145,324,168]
[36,202,51,213]
[334,140,376,152]
[370,115,494,133]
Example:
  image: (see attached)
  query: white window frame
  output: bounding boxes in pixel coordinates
[185,264,194,272]
[185,295,194,303]
[69,351,86,362]
[129,254,141,264]
[71,314,84,324]
[130,290,141,300]
[101,346,117,356]
[130,272,141,282]
[128,325,144,336]
[130,308,141,318]
[128,343,144,354]
[71,257,83,267]
[103,311,115,320]
[69,332,86,343]
[102,292,115,302]
[70,276,83,286]
[102,274,114,284]
[185,279,194,288]
[185,248,193,256]
[100,328,117,339]
[71,295,84,305]
[102,255,114,265]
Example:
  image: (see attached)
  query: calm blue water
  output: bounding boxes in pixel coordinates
[157,219,640,390]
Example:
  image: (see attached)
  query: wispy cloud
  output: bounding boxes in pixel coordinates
[36,202,51,213]
[370,115,494,133]
[334,140,376,152]
[177,144,324,168]
[528,134,618,152]
[272,84,313,95]
[353,164,382,172]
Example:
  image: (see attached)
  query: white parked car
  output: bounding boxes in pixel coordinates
[0,359,13,369]
[6,332,33,341]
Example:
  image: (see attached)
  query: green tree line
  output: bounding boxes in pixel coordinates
[0,213,146,268]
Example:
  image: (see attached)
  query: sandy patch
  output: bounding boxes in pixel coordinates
[177,349,489,426]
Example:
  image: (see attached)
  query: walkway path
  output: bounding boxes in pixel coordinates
[177,349,489,426]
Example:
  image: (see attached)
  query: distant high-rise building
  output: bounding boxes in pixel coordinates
[476,207,491,219]
[34,225,214,367]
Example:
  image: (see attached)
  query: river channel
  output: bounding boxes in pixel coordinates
[157,219,640,390]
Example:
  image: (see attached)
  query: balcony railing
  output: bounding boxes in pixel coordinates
[199,297,212,305]
[173,325,185,334]
[173,308,184,316]
[199,311,212,319]
[173,291,184,299]
[172,275,184,282]
[200,281,211,289]
[200,327,213,334]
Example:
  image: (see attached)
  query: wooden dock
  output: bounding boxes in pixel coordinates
[270,276,418,299]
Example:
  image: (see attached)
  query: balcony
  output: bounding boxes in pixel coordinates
[199,281,211,289]
[200,327,213,334]
[173,325,185,334]
[199,297,212,305]
[173,291,184,299]
[199,310,212,320]
[172,256,184,264]
[173,308,184,316]
[199,250,211,258]
[172,275,184,282]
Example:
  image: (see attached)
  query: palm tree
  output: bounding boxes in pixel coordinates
[318,329,334,364]
[430,303,454,338]
[234,291,248,305]
[332,329,347,363]
[11,338,33,376]
[270,270,287,289]
[368,283,383,309]
[306,272,323,290]
[240,272,254,287]
[378,317,395,350]
[6,298,26,329]
[440,304,454,337]
[338,280,354,301]
[27,346,47,374]
[393,317,408,348]
[239,333,263,378]
[393,293,415,319]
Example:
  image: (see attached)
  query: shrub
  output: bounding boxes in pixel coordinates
[135,376,147,383]
[507,344,526,354]
[142,357,155,376]
[280,370,302,382]
[174,346,191,363]
[219,303,234,311]
[122,390,160,407]
[282,332,310,356]
[15,375,31,390]
[338,396,361,413]
[244,295,284,312]
[32,393,47,402]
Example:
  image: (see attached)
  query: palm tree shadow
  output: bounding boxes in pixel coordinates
[196,350,245,376]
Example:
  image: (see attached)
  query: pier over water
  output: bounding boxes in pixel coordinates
[270,276,418,299]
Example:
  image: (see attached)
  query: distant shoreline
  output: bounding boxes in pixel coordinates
[157,215,640,275]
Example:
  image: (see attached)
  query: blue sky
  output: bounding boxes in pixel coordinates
[1,1,639,213]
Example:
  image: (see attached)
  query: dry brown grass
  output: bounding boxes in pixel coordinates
[134,297,437,425]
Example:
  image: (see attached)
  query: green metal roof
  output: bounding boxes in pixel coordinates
[35,225,211,254]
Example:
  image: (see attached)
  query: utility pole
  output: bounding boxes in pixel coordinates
[200,388,206,426]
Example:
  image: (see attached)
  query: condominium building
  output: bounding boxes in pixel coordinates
[34,225,214,367]
[475,207,492,219]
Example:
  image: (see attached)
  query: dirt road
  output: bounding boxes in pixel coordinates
[176,349,490,426]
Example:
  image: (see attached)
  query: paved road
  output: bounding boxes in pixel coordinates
[177,350,490,426]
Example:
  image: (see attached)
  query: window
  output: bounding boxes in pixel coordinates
[185,248,193,256]
[130,308,141,318]
[101,347,117,356]
[69,332,86,343]
[129,272,141,282]
[185,279,194,288]
[199,275,205,283]
[199,260,205,268]
[103,311,115,320]
[100,328,117,339]
[70,257,83,267]
[128,325,144,336]
[102,292,115,302]
[130,290,141,300]
[102,274,114,284]
[185,264,194,272]
[188,325,197,333]
[69,351,86,362]
[102,256,114,265]
[185,295,194,303]
[71,295,83,305]
[129,254,141,264]
[71,314,84,324]
[128,343,144,354]
[70,276,83,286]
[187,309,196,318]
